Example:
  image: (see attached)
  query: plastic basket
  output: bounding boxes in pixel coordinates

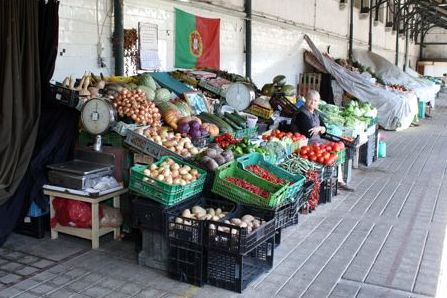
[167,197,237,245]
[125,130,185,161]
[129,157,206,205]
[206,204,276,255]
[300,180,314,207]
[247,105,274,120]
[212,162,287,209]
[49,83,80,108]
[207,237,274,293]
[233,126,258,139]
[168,239,206,287]
[112,121,149,137]
[137,229,169,272]
[236,153,305,202]
[319,178,333,204]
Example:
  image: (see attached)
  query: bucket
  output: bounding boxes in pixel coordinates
[418,100,426,119]
[246,114,258,128]
[378,141,387,158]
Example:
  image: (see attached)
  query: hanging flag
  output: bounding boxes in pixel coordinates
[175,8,220,69]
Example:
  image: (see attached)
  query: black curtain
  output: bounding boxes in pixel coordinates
[0,0,79,246]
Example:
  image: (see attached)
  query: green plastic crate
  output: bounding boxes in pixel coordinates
[212,161,287,208]
[336,149,346,165]
[236,153,305,202]
[233,126,258,139]
[129,156,207,206]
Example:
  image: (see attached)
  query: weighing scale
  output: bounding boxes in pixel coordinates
[225,82,256,111]
[47,98,119,191]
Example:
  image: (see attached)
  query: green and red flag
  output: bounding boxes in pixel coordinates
[175,8,220,69]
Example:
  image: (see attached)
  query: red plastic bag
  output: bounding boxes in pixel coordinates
[51,198,103,228]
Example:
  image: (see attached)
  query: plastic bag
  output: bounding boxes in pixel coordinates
[100,205,122,228]
[51,198,103,228]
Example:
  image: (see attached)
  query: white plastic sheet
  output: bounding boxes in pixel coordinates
[304,35,417,130]
[352,50,440,105]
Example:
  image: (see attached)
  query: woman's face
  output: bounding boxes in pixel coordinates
[305,94,320,111]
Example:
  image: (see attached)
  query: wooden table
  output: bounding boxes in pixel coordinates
[44,188,127,249]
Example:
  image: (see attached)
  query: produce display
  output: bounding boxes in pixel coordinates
[229,138,268,156]
[197,145,234,171]
[306,170,321,210]
[298,142,344,165]
[246,165,288,185]
[209,214,265,233]
[174,206,229,224]
[176,117,209,143]
[225,177,269,198]
[280,154,322,175]
[214,133,239,149]
[318,100,377,129]
[139,127,200,158]
[198,111,248,133]
[262,130,306,143]
[142,158,200,186]
[60,71,106,99]
[113,89,161,125]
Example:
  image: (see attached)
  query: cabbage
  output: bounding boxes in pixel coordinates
[138,73,156,90]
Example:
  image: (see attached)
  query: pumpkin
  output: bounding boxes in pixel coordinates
[201,123,219,137]
[177,116,202,126]
[163,109,181,129]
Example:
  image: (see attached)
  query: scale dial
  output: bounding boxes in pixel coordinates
[80,98,116,135]
[225,82,255,111]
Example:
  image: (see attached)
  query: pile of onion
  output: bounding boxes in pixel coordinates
[113,89,161,125]
[142,158,200,185]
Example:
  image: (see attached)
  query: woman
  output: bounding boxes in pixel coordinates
[292,90,354,191]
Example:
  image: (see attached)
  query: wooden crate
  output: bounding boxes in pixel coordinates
[298,73,322,97]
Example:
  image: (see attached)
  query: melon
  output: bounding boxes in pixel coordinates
[273,75,287,86]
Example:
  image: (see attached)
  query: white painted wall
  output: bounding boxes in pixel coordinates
[424,28,447,60]
[52,0,421,88]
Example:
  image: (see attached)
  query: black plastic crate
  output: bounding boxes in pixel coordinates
[322,164,336,180]
[14,214,49,239]
[132,195,201,232]
[360,134,376,167]
[299,180,314,207]
[274,229,282,247]
[49,83,80,108]
[207,237,274,293]
[168,239,206,287]
[167,197,237,245]
[137,229,169,271]
[207,205,276,255]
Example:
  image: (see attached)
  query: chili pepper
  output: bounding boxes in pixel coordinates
[225,177,270,198]
[246,165,288,185]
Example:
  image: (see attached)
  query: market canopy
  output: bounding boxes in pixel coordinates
[304,35,417,131]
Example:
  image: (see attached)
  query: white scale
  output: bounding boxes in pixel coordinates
[225,82,256,111]
[80,98,117,151]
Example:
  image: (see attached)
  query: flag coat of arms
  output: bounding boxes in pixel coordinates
[175,8,220,69]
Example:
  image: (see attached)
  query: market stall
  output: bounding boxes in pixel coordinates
[36,67,362,293]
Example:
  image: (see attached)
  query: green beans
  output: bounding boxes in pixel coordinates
[279,154,322,175]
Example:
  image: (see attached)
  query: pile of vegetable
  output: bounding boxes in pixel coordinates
[60,71,106,99]
[140,127,200,158]
[215,133,239,149]
[177,117,209,143]
[280,154,322,175]
[318,100,377,129]
[298,142,345,165]
[174,206,228,225]
[210,214,266,233]
[198,145,234,171]
[113,89,161,125]
[142,158,200,186]
[306,170,321,210]
[246,165,288,185]
[261,74,296,97]
[262,130,305,142]
[228,138,268,156]
[198,111,248,133]
[225,177,269,198]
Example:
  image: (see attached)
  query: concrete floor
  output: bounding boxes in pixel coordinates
[2,93,447,297]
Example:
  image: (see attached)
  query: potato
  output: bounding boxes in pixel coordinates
[182,209,191,217]
[230,218,242,225]
[192,206,206,214]
[183,173,193,181]
[205,214,213,220]
[149,164,158,171]
[207,208,215,216]
[218,214,225,219]
[143,169,151,176]
[143,177,149,182]
[156,174,165,181]
[212,216,220,221]
[175,217,183,224]
[240,222,248,228]
[224,220,231,224]
[179,168,189,175]
[209,224,216,230]
[253,222,260,229]
[215,208,222,216]
[199,215,208,220]
[241,215,255,223]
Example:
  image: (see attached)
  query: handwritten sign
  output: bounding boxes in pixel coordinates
[139,22,161,70]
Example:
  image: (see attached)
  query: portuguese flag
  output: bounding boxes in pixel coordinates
[175,8,220,69]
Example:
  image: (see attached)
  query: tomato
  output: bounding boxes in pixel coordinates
[301,154,308,159]
[325,146,332,152]
[302,146,310,151]
[310,155,317,162]
[286,132,293,138]
[324,152,330,159]
[318,156,325,164]
[316,153,323,158]
[309,151,315,156]
[339,142,345,149]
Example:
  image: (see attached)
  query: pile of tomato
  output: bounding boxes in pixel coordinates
[262,130,306,142]
[215,133,239,149]
[297,141,345,165]
[225,177,270,198]
[246,165,287,185]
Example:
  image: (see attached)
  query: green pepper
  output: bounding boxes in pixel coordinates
[235,147,244,155]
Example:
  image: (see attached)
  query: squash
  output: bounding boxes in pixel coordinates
[201,123,220,137]
[177,116,202,126]
[162,109,180,129]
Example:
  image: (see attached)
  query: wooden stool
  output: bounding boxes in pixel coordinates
[43,188,127,249]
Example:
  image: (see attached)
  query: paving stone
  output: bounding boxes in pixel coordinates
[67,280,95,293]
[30,283,57,294]
[133,287,166,298]
[14,278,41,290]
[15,266,40,276]
[81,286,112,297]
[119,283,144,295]
[329,282,360,298]
[1,262,23,272]
[32,259,55,269]
[0,273,22,284]
[20,255,39,265]
[31,271,56,282]
[100,278,126,289]
[0,286,24,298]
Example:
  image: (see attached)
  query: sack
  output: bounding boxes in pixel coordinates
[51,198,104,228]
[100,205,122,228]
